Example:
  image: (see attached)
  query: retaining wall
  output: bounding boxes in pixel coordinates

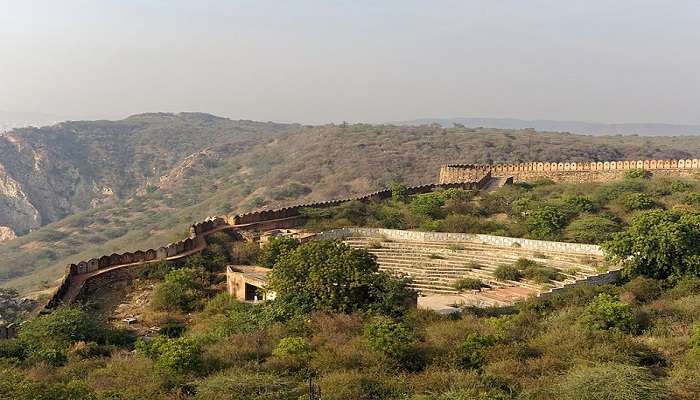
[316,227,604,255]
[539,269,622,299]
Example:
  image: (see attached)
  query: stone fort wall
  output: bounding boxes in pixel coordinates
[440,158,700,184]
[44,174,491,309]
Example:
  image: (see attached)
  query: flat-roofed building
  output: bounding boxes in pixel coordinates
[226,265,275,302]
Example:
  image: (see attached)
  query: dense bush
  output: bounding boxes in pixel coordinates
[136,336,202,372]
[363,316,422,370]
[623,193,657,211]
[622,277,663,303]
[272,336,311,360]
[494,265,522,281]
[454,278,484,291]
[580,293,637,333]
[151,267,209,312]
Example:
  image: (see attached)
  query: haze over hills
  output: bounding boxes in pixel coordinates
[0,110,65,132]
[400,117,700,136]
[4,112,700,293]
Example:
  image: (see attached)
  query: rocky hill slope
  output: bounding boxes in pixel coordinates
[3,115,700,294]
[0,113,294,240]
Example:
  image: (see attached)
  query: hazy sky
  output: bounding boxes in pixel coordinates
[1,0,699,124]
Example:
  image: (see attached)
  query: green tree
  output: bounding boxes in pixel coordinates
[564,214,620,244]
[525,205,569,239]
[258,236,300,268]
[267,240,412,316]
[151,267,209,312]
[603,210,700,279]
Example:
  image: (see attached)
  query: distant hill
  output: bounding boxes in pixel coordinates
[5,115,700,293]
[399,117,700,136]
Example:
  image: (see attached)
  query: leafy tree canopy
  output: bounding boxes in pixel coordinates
[267,240,414,316]
[603,209,700,279]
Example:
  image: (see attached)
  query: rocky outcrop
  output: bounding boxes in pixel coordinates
[0,227,17,242]
[0,132,112,240]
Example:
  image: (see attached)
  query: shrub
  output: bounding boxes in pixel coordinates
[194,368,303,400]
[494,265,522,281]
[667,276,700,299]
[0,339,25,360]
[454,278,484,291]
[671,180,692,193]
[622,277,663,303]
[459,334,495,369]
[691,325,700,352]
[522,265,562,284]
[554,363,667,400]
[623,193,657,211]
[390,183,408,202]
[565,195,596,213]
[136,336,201,372]
[467,261,483,270]
[683,192,700,206]
[363,317,419,369]
[272,336,311,360]
[624,168,649,179]
[580,293,637,333]
[515,258,538,269]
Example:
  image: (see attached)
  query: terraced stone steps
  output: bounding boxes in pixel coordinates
[342,236,605,296]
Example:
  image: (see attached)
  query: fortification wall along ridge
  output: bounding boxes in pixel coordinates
[439,158,700,184]
[45,175,491,309]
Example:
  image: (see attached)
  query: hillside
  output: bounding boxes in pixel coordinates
[5,117,700,293]
[0,113,295,239]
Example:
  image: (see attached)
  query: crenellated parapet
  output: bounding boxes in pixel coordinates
[440,158,700,184]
